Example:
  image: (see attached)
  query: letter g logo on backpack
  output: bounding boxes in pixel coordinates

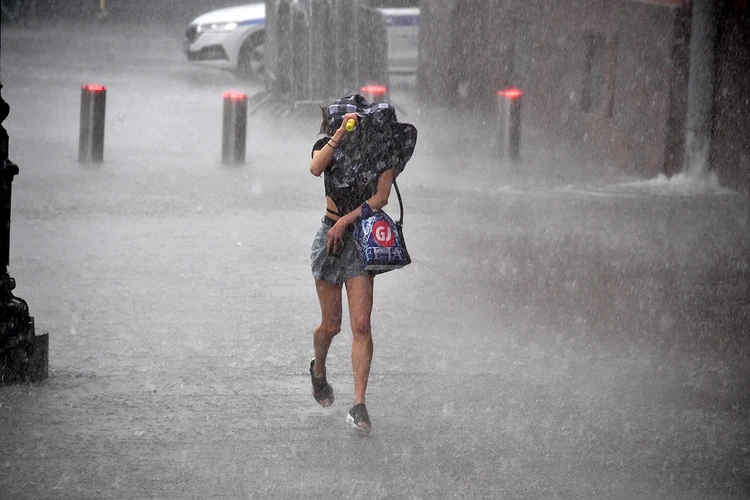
[373,220,395,247]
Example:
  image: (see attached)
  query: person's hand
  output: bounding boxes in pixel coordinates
[327,219,348,255]
[337,112,359,135]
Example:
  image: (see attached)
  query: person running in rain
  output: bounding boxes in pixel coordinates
[307,95,416,433]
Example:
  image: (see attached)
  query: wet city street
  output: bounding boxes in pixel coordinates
[1,19,748,499]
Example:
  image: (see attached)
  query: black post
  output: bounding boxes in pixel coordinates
[0,83,48,384]
[360,84,388,104]
[221,92,248,164]
[497,87,523,162]
[78,84,107,163]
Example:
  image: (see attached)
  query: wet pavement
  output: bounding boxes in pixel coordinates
[1,19,749,500]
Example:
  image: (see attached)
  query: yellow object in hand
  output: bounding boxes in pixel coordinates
[346,119,356,132]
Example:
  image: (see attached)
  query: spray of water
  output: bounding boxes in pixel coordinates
[620,131,729,196]
[684,131,709,173]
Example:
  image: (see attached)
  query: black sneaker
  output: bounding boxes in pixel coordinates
[309,358,334,407]
[346,403,371,433]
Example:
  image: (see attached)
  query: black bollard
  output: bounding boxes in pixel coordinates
[78,84,107,163]
[496,88,523,162]
[221,92,248,164]
[360,84,388,104]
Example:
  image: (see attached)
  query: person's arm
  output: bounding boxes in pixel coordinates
[326,168,395,254]
[338,168,394,226]
[310,112,359,176]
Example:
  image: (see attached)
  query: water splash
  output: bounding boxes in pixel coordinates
[590,134,734,197]
[627,132,729,196]
[684,132,712,179]
[620,170,728,196]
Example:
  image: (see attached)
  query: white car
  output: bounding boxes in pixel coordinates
[183,3,419,80]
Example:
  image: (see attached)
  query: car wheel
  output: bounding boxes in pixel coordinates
[236,35,265,80]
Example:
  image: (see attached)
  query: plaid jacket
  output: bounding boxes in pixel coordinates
[325,94,418,189]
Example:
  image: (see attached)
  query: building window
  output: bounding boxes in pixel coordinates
[581,32,606,112]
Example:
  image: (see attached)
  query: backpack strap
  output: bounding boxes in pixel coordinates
[393,179,404,227]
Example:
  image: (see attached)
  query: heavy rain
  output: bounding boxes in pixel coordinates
[0,0,748,498]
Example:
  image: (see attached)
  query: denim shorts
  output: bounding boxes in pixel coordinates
[311,217,369,284]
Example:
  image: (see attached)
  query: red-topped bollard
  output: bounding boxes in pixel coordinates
[222,92,248,164]
[78,84,107,163]
[360,84,388,104]
[497,87,523,162]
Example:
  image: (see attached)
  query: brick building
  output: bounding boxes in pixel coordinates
[10,0,749,190]
[417,0,750,192]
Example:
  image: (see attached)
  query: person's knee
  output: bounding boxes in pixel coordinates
[350,316,371,340]
[318,322,341,339]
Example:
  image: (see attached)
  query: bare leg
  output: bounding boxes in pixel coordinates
[345,274,374,405]
[313,279,342,379]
